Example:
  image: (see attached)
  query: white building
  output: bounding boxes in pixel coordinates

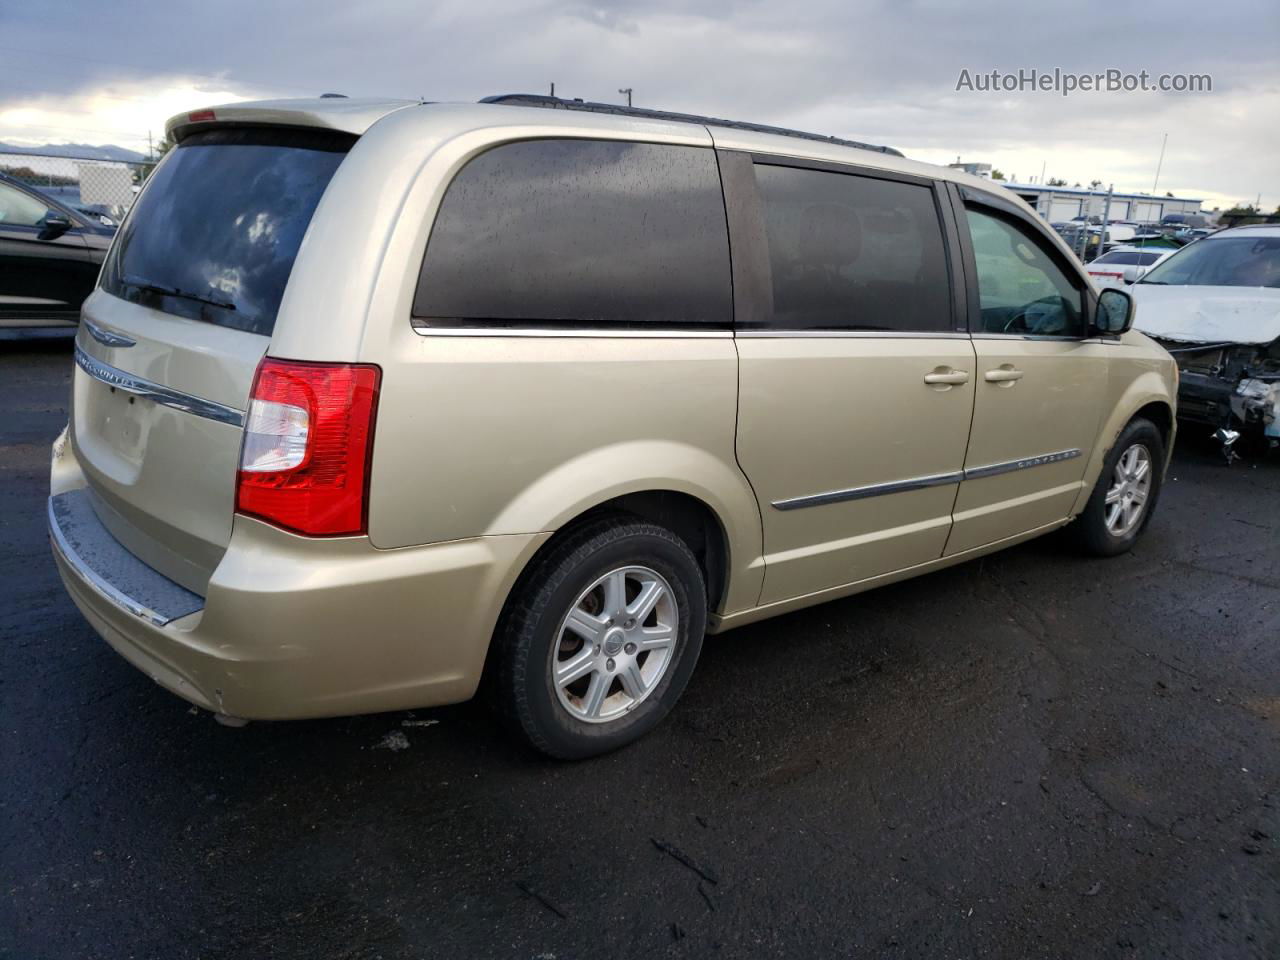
[996,182,1202,224]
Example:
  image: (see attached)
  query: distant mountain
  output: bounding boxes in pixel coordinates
[0,142,148,162]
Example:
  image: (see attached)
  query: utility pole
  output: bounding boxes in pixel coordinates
[147,129,153,162]
[1098,184,1114,260]
[618,87,633,107]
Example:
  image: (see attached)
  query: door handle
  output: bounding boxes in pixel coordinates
[923,369,970,386]
[984,367,1024,383]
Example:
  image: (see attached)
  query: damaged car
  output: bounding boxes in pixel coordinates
[1132,224,1280,458]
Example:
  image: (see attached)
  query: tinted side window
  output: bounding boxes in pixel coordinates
[752,164,951,332]
[414,140,731,327]
[965,208,1084,337]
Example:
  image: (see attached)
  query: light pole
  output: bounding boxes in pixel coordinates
[618,87,633,108]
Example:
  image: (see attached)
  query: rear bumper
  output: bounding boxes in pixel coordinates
[50,472,548,720]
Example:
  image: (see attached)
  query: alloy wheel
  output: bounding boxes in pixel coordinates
[549,565,678,723]
[1105,443,1152,537]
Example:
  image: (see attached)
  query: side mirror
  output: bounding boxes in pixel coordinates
[1095,287,1134,336]
[38,215,72,241]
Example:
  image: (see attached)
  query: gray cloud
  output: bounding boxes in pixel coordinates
[2,0,1276,205]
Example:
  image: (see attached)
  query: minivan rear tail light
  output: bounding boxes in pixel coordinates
[236,358,381,536]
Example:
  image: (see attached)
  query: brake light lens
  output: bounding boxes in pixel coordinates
[236,358,381,536]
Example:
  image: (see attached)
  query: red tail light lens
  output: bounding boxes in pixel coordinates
[236,358,381,536]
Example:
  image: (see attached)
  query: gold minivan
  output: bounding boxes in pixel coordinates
[49,95,1177,758]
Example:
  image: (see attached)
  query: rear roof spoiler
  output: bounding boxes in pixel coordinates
[166,98,418,143]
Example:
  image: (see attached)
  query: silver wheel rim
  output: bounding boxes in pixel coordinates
[1105,443,1152,537]
[549,565,678,724]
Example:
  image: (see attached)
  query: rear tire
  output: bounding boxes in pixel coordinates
[1072,417,1165,557]
[495,516,706,760]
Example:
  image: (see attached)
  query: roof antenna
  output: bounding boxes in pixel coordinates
[550,82,555,97]
[319,92,348,99]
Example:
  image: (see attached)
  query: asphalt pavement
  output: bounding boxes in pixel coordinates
[2,339,1277,959]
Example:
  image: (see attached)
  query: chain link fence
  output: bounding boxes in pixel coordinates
[1,152,157,226]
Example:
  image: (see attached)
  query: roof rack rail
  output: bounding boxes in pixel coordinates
[478,94,904,158]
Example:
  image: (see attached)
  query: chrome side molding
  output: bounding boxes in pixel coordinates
[74,345,245,428]
[82,318,137,348]
[962,448,1082,480]
[771,448,1083,511]
[772,471,964,511]
[411,320,733,339]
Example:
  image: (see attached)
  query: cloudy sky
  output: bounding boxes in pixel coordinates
[2,0,1276,209]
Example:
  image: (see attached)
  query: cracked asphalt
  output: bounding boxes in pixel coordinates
[2,339,1278,959]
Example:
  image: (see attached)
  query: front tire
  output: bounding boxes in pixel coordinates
[495,516,706,759]
[1072,417,1165,556]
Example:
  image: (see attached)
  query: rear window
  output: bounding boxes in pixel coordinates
[100,128,352,336]
[413,139,731,328]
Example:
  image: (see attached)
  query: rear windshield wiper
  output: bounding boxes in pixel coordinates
[121,274,237,311]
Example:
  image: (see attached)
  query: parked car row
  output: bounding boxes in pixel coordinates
[0,171,115,338]
[1131,224,1280,456]
[1071,220,1280,456]
[1050,218,1209,263]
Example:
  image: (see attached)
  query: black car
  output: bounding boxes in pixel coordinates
[0,172,115,338]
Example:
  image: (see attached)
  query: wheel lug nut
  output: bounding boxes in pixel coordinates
[624,618,635,629]
[624,642,636,655]
[606,658,615,672]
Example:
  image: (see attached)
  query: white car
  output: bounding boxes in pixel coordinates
[1087,245,1176,289]
[1131,224,1280,451]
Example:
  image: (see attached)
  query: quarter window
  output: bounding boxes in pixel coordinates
[414,139,731,328]
[752,163,952,332]
[965,208,1084,337]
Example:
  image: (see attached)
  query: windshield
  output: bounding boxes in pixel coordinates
[100,127,353,335]
[1140,235,1280,288]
